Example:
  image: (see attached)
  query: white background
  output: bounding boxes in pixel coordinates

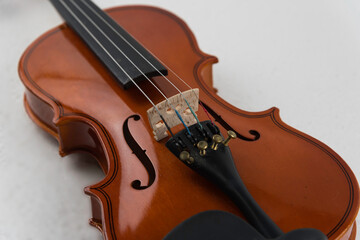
[0,0,359,239]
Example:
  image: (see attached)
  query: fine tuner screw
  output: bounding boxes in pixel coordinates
[223,130,237,146]
[197,141,208,156]
[179,151,194,164]
[211,134,223,150]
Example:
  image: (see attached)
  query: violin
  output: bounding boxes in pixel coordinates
[18,0,359,239]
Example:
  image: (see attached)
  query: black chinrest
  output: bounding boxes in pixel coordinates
[163,210,327,240]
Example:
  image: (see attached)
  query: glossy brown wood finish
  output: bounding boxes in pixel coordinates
[18,5,359,240]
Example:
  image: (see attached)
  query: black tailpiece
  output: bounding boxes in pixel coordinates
[166,121,327,240]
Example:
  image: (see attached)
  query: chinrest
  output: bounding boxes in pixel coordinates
[163,210,327,240]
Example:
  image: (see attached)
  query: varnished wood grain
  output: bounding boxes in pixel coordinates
[18,5,359,240]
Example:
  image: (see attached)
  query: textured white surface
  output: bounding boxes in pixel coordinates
[0,0,359,239]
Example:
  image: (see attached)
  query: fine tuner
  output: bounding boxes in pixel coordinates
[224,130,237,146]
[166,121,288,238]
[211,134,223,150]
[197,141,208,156]
[179,130,237,160]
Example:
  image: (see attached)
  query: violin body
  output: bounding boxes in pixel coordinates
[19,5,359,240]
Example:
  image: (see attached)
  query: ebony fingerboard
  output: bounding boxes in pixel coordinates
[50,0,167,89]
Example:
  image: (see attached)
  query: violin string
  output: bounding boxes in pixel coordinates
[133,48,216,125]
[68,0,192,136]
[140,57,215,125]
[58,0,175,137]
[154,62,215,126]
[80,0,207,128]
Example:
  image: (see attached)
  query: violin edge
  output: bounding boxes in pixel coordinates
[17,4,359,240]
[22,88,359,240]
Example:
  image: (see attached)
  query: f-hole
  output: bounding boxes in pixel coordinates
[123,115,156,190]
[200,102,260,141]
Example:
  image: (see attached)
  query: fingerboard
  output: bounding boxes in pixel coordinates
[50,0,168,89]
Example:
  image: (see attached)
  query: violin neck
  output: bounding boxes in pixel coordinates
[50,0,167,89]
